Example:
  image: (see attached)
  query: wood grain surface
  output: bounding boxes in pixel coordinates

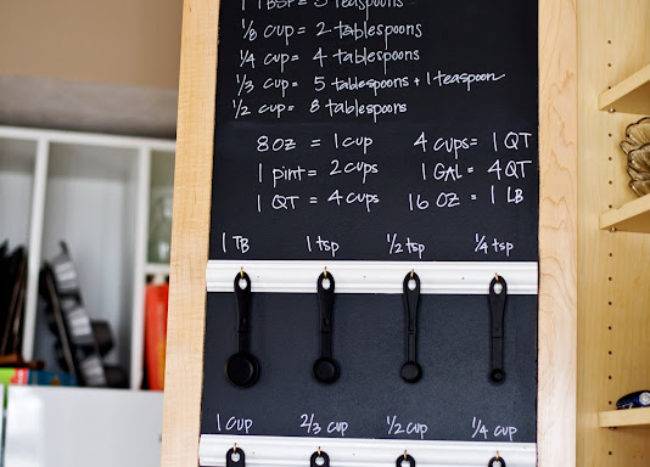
[160,0,219,466]
[538,0,578,465]
[577,1,650,466]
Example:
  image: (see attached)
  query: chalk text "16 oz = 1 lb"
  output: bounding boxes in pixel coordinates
[408,192,460,210]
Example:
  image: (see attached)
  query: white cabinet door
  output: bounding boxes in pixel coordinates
[4,386,163,467]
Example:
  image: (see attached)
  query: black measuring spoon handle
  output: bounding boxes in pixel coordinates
[488,455,506,467]
[318,272,335,359]
[236,272,252,353]
[488,275,508,384]
[403,272,421,362]
[313,271,340,384]
[226,447,246,467]
[226,271,260,388]
[396,453,416,467]
[310,450,330,467]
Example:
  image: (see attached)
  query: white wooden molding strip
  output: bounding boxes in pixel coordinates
[206,261,538,295]
[199,435,536,467]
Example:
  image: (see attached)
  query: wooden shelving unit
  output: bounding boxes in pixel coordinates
[600,195,650,232]
[599,408,650,428]
[599,63,650,115]
[579,2,650,465]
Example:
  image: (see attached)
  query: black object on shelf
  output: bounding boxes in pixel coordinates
[313,270,340,385]
[310,449,330,467]
[39,241,126,387]
[488,454,506,467]
[0,241,10,319]
[401,271,422,384]
[0,242,28,356]
[91,320,114,357]
[104,365,128,388]
[226,446,245,467]
[616,390,650,409]
[41,270,79,380]
[226,271,260,388]
[489,275,508,384]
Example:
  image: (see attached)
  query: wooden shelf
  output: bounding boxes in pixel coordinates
[599,64,650,114]
[599,407,650,428]
[600,194,650,233]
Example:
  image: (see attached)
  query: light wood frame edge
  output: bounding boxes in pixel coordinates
[538,0,578,465]
[161,0,219,466]
[162,0,578,465]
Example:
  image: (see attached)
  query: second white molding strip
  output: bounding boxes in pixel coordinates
[199,435,536,467]
[206,261,538,295]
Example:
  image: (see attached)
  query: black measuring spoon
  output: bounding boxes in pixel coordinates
[226,271,260,388]
[313,271,340,384]
[401,271,422,384]
[488,275,508,384]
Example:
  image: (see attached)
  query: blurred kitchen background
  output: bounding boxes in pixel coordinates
[0,1,182,465]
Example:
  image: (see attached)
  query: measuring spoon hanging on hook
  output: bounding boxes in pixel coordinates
[313,270,340,384]
[396,452,416,467]
[226,445,245,467]
[401,271,422,384]
[488,453,506,467]
[225,271,260,388]
[310,449,330,467]
[488,275,508,384]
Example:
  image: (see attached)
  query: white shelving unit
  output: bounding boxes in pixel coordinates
[0,126,175,389]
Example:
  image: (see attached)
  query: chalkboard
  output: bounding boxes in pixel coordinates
[209,0,539,262]
[201,293,537,442]
[202,0,539,448]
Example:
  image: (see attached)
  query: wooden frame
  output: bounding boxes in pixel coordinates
[537,0,577,465]
[161,0,578,465]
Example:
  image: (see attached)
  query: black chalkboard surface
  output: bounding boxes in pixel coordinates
[209,0,538,262]
[201,293,537,442]
[202,0,539,447]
